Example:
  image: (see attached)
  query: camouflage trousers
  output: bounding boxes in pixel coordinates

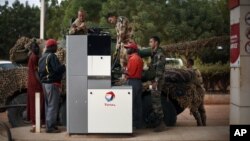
[151,91,164,120]
[151,79,164,120]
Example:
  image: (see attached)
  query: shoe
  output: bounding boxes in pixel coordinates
[53,126,59,130]
[46,129,61,133]
[30,126,36,133]
[133,126,137,130]
[133,125,144,130]
[24,120,32,124]
[153,122,165,132]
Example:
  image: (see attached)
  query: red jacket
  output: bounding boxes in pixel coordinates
[127,53,143,79]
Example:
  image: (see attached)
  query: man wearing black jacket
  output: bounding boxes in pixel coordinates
[38,39,66,133]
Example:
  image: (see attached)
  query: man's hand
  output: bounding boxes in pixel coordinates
[151,81,158,90]
[122,68,128,75]
[72,24,77,28]
[116,43,121,50]
[78,23,85,29]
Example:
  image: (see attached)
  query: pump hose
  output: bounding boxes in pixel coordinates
[111,47,121,70]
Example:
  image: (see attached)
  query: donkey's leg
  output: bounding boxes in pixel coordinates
[192,110,203,126]
[198,101,206,126]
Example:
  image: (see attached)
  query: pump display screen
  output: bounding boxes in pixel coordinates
[88,35,111,55]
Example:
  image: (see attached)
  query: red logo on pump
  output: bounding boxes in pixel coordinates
[105,91,115,102]
[104,91,116,107]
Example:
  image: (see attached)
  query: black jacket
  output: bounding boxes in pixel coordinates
[38,52,66,83]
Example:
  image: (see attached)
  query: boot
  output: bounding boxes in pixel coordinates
[154,120,165,132]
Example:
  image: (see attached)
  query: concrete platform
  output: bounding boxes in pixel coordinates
[0,105,230,141]
[9,126,229,141]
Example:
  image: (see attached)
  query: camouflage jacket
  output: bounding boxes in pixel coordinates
[191,67,205,91]
[116,16,133,45]
[69,18,88,35]
[151,47,166,82]
[192,67,203,84]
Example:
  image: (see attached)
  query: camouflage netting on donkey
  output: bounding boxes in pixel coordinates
[9,36,66,64]
[162,68,205,113]
[9,37,30,61]
[9,37,42,63]
[142,68,206,127]
[0,67,28,107]
[55,47,66,64]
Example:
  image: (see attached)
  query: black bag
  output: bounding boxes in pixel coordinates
[38,53,51,82]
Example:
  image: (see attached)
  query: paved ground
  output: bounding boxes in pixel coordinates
[0,104,230,141]
[8,126,229,141]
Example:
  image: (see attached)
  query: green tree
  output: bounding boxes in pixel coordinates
[160,0,229,43]
[62,0,104,31]
[100,0,229,46]
[0,0,229,61]
[0,0,39,59]
[100,0,167,45]
[45,0,69,39]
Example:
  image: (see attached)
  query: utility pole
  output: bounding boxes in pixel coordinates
[40,0,45,39]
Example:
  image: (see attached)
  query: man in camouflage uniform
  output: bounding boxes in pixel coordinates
[187,58,206,126]
[149,36,166,132]
[69,8,88,35]
[187,59,203,85]
[106,12,133,68]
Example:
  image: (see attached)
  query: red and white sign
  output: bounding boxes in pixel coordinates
[230,23,240,67]
[229,0,240,10]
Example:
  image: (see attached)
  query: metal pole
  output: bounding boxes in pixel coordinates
[35,92,41,133]
[40,0,45,39]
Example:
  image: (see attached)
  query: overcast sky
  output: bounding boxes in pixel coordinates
[0,0,62,6]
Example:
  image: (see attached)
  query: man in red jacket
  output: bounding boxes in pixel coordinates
[124,42,143,130]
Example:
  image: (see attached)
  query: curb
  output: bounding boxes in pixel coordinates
[204,94,229,105]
